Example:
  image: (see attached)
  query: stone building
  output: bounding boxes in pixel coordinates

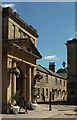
[2,7,42,113]
[36,63,67,102]
[66,38,77,103]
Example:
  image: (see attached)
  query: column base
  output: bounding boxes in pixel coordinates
[27,101,32,110]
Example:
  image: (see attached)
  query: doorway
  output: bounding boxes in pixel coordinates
[16,66,24,92]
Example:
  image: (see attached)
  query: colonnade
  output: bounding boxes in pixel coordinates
[7,58,35,105]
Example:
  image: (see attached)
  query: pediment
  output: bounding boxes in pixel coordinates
[7,38,42,59]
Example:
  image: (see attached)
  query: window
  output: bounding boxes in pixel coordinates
[36,72,41,82]
[60,80,62,85]
[55,78,57,86]
[58,91,59,96]
[19,29,22,38]
[45,75,48,83]
[64,81,65,87]
[37,88,40,98]
[46,89,48,97]
[13,24,15,39]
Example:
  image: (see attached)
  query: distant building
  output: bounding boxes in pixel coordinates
[66,38,77,103]
[36,63,67,102]
[2,7,42,113]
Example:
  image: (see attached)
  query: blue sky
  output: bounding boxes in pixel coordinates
[2,2,75,71]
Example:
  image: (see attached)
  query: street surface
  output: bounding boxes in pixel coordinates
[1,103,77,120]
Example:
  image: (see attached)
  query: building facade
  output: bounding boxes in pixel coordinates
[2,7,42,113]
[36,64,67,102]
[66,38,77,103]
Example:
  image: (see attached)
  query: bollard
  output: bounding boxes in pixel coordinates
[49,91,52,111]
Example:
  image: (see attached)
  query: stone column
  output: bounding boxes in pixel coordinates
[28,65,31,102]
[31,67,37,104]
[31,67,34,88]
[26,65,32,103]
[7,58,12,103]
[12,61,16,95]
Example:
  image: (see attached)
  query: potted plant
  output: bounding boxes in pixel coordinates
[31,88,37,110]
[7,102,13,114]
[8,66,20,78]
[34,72,43,79]
[12,90,21,114]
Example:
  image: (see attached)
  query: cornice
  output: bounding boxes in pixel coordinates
[2,7,39,38]
[65,38,77,46]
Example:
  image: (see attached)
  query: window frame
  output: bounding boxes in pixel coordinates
[55,78,57,86]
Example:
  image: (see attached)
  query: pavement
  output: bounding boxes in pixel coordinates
[1,103,77,120]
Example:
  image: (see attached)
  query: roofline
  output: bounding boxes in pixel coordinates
[2,7,39,38]
[65,38,77,46]
[3,38,42,59]
[36,69,49,75]
[37,65,67,80]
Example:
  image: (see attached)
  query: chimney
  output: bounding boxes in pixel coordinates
[49,62,55,72]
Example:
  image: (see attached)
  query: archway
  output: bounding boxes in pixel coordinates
[62,90,65,101]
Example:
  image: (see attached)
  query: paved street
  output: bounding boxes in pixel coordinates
[1,103,77,120]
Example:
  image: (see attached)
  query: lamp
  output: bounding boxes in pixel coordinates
[62,61,66,68]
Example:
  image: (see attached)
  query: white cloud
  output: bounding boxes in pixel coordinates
[1,3,15,8]
[44,55,60,60]
[1,4,17,12]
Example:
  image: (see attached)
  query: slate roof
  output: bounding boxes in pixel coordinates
[36,65,67,80]
[36,65,49,74]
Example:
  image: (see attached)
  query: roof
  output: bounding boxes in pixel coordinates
[8,38,42,59]
[3,38,42,59]
[36,65,67,80]
[57,73,67,79]
[36,65,49,74]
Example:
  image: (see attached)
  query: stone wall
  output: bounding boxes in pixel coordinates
[66,39,77,103]
[37,71,67,102]
[8,17,37,47]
